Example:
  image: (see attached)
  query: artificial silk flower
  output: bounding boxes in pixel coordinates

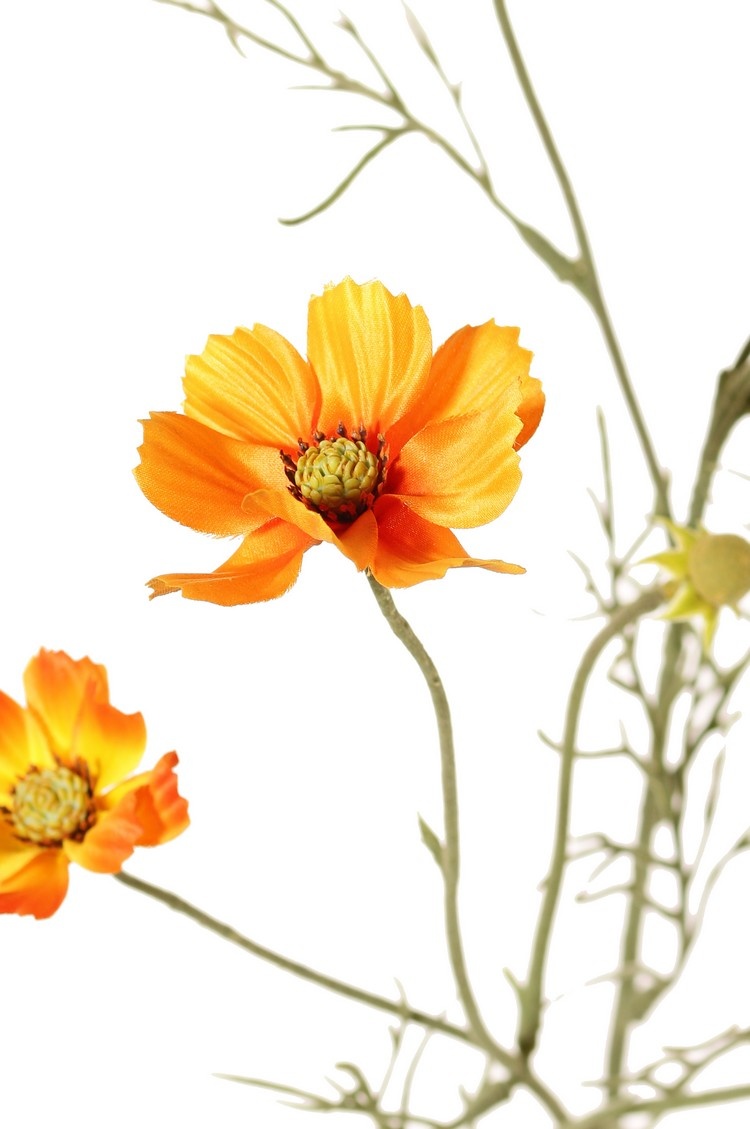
[0,650,189,919]
[135,278,544,605]
[646,522,750,646]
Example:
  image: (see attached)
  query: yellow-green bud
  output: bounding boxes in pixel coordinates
[688,532,750,608]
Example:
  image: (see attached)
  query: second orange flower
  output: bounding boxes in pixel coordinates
[135,279,544,604]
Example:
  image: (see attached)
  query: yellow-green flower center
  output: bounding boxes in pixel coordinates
[283,427,387,524]
[9,763,95,846]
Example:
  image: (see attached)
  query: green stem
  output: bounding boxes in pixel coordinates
[492,0,669,519]
[365,576,568,1126]
[576,1084,750,1128]
[365,575,503,1062]
[517,586,665,1056]
[113,870,469,1045]
[604,622,684,1094]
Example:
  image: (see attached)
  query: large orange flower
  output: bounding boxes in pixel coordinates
[136,278,544,604]
[0,650,189,919]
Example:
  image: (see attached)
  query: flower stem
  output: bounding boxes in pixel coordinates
[492,0,670,520]
[113,869,469,1045]
[366,576,511,1065]
[517,586,665,1056]
[366,575,569,1123]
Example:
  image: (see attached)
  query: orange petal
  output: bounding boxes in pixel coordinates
[0,820,42,882]
[308,279,433,438]
[135,412,280,535]
[515,372,545,450]
[388,322,535,453]
[183,324,319,446]
[103,752,189,846]
[247,486,378,572]
[388,408,522,529]
[0,691,52,794]
[147,520,313,605]
[371,497,524,588]
[63,795,142,873]
[72,685,147,794]
[0,843,69,919]
[23,650,109,757]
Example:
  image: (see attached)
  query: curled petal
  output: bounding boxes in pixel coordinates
[147,520,313,605]
[371,497,524,587]
[135,412,278,535]
[389,409,522,529]
[23,651,109,756]
[102,751,189,846]
[0,841,69,919]
[515,371,545,450]
[308,278,433,438]
[183,324,319,446]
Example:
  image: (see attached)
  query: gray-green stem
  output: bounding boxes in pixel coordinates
[517,585,665,1056]
[365,575,569,1125]
[365,573,506,1066]
[113,869,469,1045]
[492,0,669,520]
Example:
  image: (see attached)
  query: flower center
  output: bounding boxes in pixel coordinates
[282,425,387,524]
[6,762,95,846]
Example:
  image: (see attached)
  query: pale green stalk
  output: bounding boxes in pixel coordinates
[114,869,469,1045]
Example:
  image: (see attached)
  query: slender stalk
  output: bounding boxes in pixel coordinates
[365,574,504,1063]
[517,586,665,1055]
[113,870,469,1045]
[492,0,669,519]
[365,575,568,1125]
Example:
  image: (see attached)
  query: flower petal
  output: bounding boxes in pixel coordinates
[0,841,69,919]
[514,370,545,450]
[102,752,189,846]
[371,497,524,587]
[388,408,522,529]
[135,412,279,535]
[247,486,378,572]
[147,520,313,605]
[0,691,52,795]
[72,686,147,794]
[183,324,319,446]
[23,650,109,757]
[387,322,536,453]
[308,279,433,438]
[0,820,42,882]
[64,794,142,873]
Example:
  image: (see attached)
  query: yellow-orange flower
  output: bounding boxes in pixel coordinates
[0,650,189,919]
[135,278,544,604]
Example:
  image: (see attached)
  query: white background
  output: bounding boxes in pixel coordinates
[1,2,749,1126]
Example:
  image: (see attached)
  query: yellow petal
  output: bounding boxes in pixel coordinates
[23,650,109,757]
[308,279,432,438]
[184,323,319,446]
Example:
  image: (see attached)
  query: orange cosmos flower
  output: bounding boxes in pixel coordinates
[0,649,189,919]
[135,278,544,604]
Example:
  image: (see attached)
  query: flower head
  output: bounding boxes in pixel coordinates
[0,650,189,918]
[646,522,750,645]
[135,279,543,605]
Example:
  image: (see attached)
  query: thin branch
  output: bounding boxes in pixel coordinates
[114,870,470,1045]
[516,586,665,1056]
